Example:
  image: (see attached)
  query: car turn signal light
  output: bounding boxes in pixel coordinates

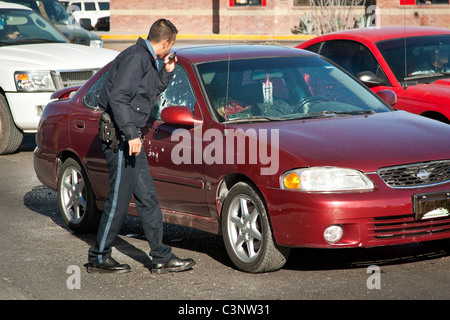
[283,172,301,189]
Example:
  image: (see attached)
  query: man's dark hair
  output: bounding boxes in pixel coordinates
[147,19,178,43]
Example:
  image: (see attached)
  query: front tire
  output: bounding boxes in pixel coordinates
[0,95,23,155]
[222,182,290,273]
[57,158,100,233]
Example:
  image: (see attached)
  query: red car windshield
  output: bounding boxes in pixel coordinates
[196,56,391,123]
[377,34,450,85]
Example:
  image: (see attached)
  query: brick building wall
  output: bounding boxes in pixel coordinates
[110,0,449,35]
[110,0,303,35]
[377,0,450,28]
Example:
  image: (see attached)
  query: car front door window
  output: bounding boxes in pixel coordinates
[153,64,196,119]
[318,40,388,84]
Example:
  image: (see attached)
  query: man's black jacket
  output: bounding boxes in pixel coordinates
[98,37,173,141]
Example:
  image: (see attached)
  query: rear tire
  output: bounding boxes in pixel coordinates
[0,95,23,155]
[222,182,290,273]
[57,158,100,233]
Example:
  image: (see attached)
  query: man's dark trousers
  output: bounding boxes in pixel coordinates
[88,139,173,265]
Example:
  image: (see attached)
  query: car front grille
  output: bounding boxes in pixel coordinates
[52,69,99,89]
[377,160,450,188]
[368,214,450,241]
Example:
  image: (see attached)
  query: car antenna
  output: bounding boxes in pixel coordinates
[223,16,232,137]
[403,3,408,89]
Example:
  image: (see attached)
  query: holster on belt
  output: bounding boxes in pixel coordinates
[98,112,120,152]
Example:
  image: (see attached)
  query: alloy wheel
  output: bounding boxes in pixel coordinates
[226,194,263,263]
[60,165,87,224]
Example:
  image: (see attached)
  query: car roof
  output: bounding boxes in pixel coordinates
[174,44,316,64]
[314,26,450,43]
[0,1,32,9]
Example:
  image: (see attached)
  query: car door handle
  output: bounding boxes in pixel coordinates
[73,120,85,131]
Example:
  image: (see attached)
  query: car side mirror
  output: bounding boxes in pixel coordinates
[161,106,203,127]
[356,71,388,87]
[376,89,397,107]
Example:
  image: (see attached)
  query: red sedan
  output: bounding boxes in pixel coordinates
[34,45,450,273]
[297,26,450,123]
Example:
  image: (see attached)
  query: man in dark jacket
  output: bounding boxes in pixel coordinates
[87,19,195,274]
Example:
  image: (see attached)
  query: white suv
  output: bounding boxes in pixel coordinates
[0,2,118,154]
[61,0,109,30]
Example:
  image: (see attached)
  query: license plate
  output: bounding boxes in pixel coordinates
[412,191,450,221]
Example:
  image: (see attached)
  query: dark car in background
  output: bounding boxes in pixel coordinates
[34,45,450,273]
[4,0,103,47]
[297,26,450,123]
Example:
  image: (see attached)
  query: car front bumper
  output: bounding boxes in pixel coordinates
[6,92,52,132]
[264,174,450,248]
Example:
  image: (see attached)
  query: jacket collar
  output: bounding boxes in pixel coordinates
[137,37,159,68]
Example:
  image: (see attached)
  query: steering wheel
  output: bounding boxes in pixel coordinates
[294,96,329,113]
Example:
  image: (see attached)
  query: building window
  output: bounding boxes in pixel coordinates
[294,0,364,5]
[229,0,267,6]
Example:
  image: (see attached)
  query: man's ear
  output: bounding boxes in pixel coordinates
[162,38,170,50]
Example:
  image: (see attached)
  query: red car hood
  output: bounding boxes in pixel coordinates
[272,110,450,172]
[400,79,450,106]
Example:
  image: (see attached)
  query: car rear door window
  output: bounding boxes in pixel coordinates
[83,70,108,109]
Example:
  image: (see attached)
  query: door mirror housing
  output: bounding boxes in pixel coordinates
[376,89,397,107]
[161,106,203,127]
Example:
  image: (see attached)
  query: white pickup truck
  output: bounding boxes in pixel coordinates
[0,2,118,154]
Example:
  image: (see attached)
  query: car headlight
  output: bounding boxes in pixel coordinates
[281,167,374,192]
[90,39,103,48]
[14,71,56,92]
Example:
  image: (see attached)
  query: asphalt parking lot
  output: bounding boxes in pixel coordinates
[1,134,450,305]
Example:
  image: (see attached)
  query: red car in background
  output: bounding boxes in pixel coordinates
[34,45,450,273]
[297,26,450,123]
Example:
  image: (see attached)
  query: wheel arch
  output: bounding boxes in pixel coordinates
[0,89,24,154]
[56,150,92,188]
[216,173,270,221]
[0,87,22,130]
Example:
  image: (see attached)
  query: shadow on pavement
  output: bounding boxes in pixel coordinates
[18,134,37,152]
[23,185,231,270]
[285,239,450,271]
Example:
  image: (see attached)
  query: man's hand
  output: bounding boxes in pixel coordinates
[128,137,142,156]
[164,52,177,73]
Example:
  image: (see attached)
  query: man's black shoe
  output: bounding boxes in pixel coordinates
[151,256,196,274]
[87,257,131,274]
